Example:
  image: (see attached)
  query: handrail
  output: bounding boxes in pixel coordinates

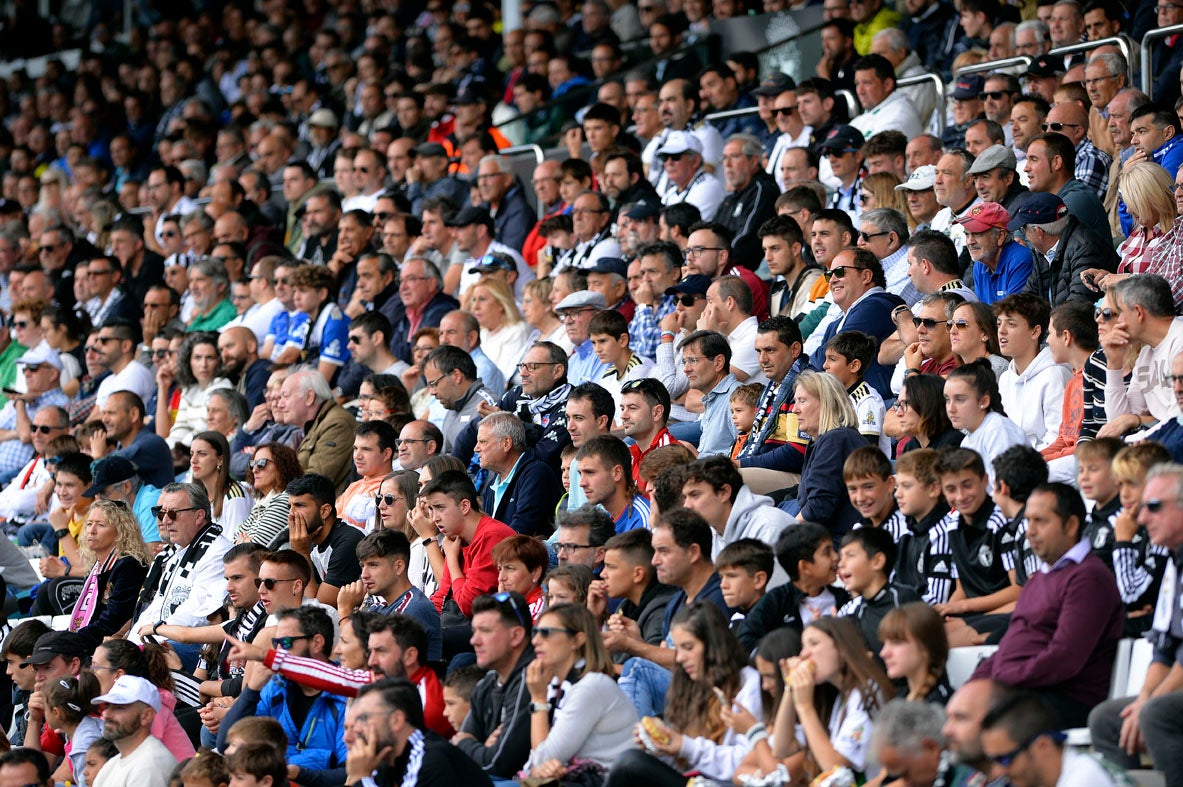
[897,74,946,135]
[500,144,545,165]
[835,90,859,122]
[956,56,1031,77]
[1141,23,1183,98]
[1047,36,1132,81]
[703,106,760,122]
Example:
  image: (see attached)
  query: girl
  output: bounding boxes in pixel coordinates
[83,739,118,787]
[944,359,1027,486]
[878,602,952,704]
[545,564,594,606]
[44,673,103,787]
[92,639,197,761]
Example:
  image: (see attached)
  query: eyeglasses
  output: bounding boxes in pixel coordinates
[675,293,705,307]
[773,106,796,116]
[1041,122,1082,132]
[1157,3,1183,12]
[8,320,28,329]
[893,399,910,412]
[395,438,429,446]
[1095,307,1118,322]
[249,457,271,470]
[978,91,1011,100]
[492,590,528,628]
[271,634,311,649]
[912,317,944,329]
[255,577,300,590]
[517,361,558,372]
[823,265,866,281]
[353,166,370,174]
[534,627,576,639]
[555,542,594,554]
[30,424,59,434]
[560,309,596,322]
[425,373,445,389]
[682,246,724,259]
[946,319,970,330]
[374,493,404,507]
[161,230,179,238]
[1083,76,1118,87]
[858,230,889,242]
[989,731,1066,767]
[152,506,199,521]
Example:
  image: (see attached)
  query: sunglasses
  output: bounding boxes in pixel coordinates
[249,457,271,470]
[30,424,59,434]
[151,506,199,521]
[675,293,705,307]
[1041,122,1082,132]
[271,635,311,649]
[773,106,796,116]
[823,265,866,281]
[493,590,528,628]
[661,153,685,162]
[1143,498,1178,513]
[1095,307,1118,321]
[989,731,1065,767]
[534,627,576,639]
[374,493,403,506]
[912,317,944,329]
[979,91,1011,100]
[255,577,300,590]
[858,230,889,243]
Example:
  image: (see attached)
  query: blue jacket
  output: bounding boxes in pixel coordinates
[811,289,906,399]
[253,678,348,772]
[480,450,561,536]
[490,184,535,253]
[1120,135,1183,235]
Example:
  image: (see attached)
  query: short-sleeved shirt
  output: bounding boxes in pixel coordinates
[311,520,365,589]
[284,304,351,367]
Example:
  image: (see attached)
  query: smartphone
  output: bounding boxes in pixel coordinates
[1,387,19,396]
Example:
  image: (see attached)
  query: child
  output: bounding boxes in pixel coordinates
[282,264,350,381]
[728,383,762,460]
[83,739,119,787]
[596,528,677,662]
[180,751,230,787]
[1077,438,1129,567]
[1040,301,1100,482]
[934,448,1020,647]
[736,522,851,652]
[836,527,920,655]
[823,330,889,456]
[588,310,655,420]
[991,444,1050,587]
[538,214,575,276]
[33,451,92,591]
[639,444,696,517]
[995,293,1070,451]
[221,717,289,757]
[557,443,578,514]
[715,538,774,628]
[546,563,594,606]
[44,672,103,787]
[225,742,288,787]
[1107,442,1171,636]
[843,445,905,537]
[441,664,486,732]
[892,448,955,605]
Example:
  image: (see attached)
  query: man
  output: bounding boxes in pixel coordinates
[388,258,459,364]
[619,378,676,483]
[850,54,924,141]
[0,345,69,479]
[343,252,399,320]
[700,277,759,382]
[396,420,442,473]
[871,28,939,125]
[629,240,683,359]
[1119,104,1183,235]
[406,143,469,217]
[92,318,155,410]
[905,134,943,174]
[90,676,178,787]
[872,700,969,787]
[982,692,1123,786]
[1101,275,1183,432]
[474,155,533,253]
[955,202,1034,305]
[129,483,232,670]
[223,258,282,347]
[555,291,610,387]
[577,434,652,534]
[700,65,760,139]
[287,473,364,608]
[816,18,858,95]
[0,406,70,526]
[344,678,491,786]
[1104,88,1151,240]
[218,326,270,410]
[343,148,387,214]
[347,312,408,378]
[184,257,235,332]
[453,591,534,779]
[942,678,1013,780]
[930,149,980,260]
[297,190,342,265]
[602,150,660,224]
[426,344,499,454]
[1084,52,1126,159]
[1024,55,1065,105]
[1045,101,1111,200]
[84,255,139,326]
[475,412,561,535]
[648,78,725,185]
[971,482,1122,728]
[943,74,987,149]
[20,630,89,752]
[981,73,1020,147]
[1011,93,1051,172]
[555,503,615,571]
[83,455,163,548]
[894,165,941,233]
[682,221,770,322]
[760,214,823,320]
[276,368,357,491]
[680,330,740,457]
[818,124,867,220]
[1024,131,1109,234]
[905,229,977,302]
[146,166,197,252]
[0,750,51,787]
[858,207,920,306]
[336,421,399,530]
[713,135,778,264]
[282,162,319,255]
[563,382,614,511]
[968,144,1030,217]
[1010,192,1116,307]
[91,391,174,489]
[656,132,724,222]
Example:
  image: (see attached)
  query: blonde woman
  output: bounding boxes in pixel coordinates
[858,172,907,219]
[1084,162,1176,286]
[790,370,868,525]
[468,276,533,381]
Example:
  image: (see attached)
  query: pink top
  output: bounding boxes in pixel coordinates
[152,688,196,760]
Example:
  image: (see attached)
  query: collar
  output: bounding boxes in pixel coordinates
[910,501,951,535]
[936,278,967,292]
[959,500,996,531]
[1039,539,1091,573]
[492,454,525,491]
[881,244,908,270]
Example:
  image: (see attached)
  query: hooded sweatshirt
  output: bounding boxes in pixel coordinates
[998,346,1072,451]
[712,486,793,587]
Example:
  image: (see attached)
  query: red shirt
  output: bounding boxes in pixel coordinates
[629,427,677,495]
[430,515,516,617]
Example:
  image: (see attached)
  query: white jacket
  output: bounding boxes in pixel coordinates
[850,90,924,141]
[998,346,1072,450]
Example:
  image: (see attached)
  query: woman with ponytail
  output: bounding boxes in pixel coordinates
[91,640,196,760]
[877,602,952,705]
[943,358,1027,486]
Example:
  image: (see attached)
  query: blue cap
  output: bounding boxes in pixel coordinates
[1007,192,1068,230]
[585,257,627,278]
[665,274,712,297]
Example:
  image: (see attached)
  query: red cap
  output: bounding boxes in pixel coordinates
[954,202,1011,232]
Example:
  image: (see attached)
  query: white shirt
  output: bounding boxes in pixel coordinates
[343,190,381,214]
[129,529,233,643]
[222,296,284,346]
[1106,317,1183,425]
[850,90,924,141]
[661,168,725,221]
[766,125,814,192]
[727,316,760,379]
[95,360,156,408]
[93,735,177,787]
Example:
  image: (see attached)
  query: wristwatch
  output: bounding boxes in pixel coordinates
[530,701,549,713]
[54,528,70,540]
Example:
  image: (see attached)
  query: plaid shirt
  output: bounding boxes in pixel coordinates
[1149,216,1183,313]
[1117,224,1166,275]
[1075,139,1112,198]
[0,387,71,477]
[629,294,677,359]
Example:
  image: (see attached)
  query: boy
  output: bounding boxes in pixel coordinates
[991,444,1049,589]
[934,448,1020,646]
[1040,301,1100,482]
[349,529,442,661]
[588,310,655,419]
[1076,438,1125,568]
[844,446,905,537]
[441,664,486,732]
[1,618,50,747]
[225,741,288,787]
[995,293,1070,451]
[736,522,850,652]
[592,528,677,664]
[283,263,350,383]
[728,383,762,460]
[837,528,919,655]
[823,331,889,455]
[638,445,696,518]
[558,443,578,513]
[715,538,774,629]
[40,451,92,557]
[222,717,288,757]
[892,448,955,605]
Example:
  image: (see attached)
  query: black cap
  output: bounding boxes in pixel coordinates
[585,256,628,278]
[414,142,449,158]
[84,455,139,498]
[22,632,88,667]
[817,124,865,153]
[626,200,660,220]
[445,205,495,230]
[0,199,21,214]
[453,84,488,105]
[467,252,517,274]
[1026,54,1065,79]
[752,72,796,97]
[665,274,712,297]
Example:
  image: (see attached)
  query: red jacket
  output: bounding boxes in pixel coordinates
[430,515,516,617]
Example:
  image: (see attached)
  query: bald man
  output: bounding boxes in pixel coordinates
[217,326,270,409]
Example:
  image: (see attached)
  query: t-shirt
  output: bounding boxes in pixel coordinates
[311,520,365,589]
[95,360,155,407]
[794,686,876,772]
[284,304,351,367]
[91,735,178,787]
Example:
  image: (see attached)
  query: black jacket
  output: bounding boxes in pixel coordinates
[480,450,562,536]
[72,554,149,652]
[840,582,921,656]
[714,170,780,267]
[615,580,678,663]
[737,582,852,653]
[356,730,493,787]
[1023,215,1117,307]
[456,646,535,779]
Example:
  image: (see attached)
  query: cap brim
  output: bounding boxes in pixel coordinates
[1006,216,1030,231]
[21,653,55,667]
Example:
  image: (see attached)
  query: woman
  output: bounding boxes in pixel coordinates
[1082,161,1176,289]
[402,327,442,421]
[242,370,301,450]
[738,617,892,783]
[205,388,251,480]
[189,430,253,533]
[878,602,952,704]
[948,300,1008,377]
[41,303,90,390]
[332,610,378,670]
[236,442,301,548]
[91,640,196,760]
[606,603,760,787]
[60,499,152,650]
[523,604,638,785]
[858,172,906,217]
[790,370,867,527]
[750,627,803,728]
[895,373,964,454]
[158,331,232,448]
[521,277,571,353]
[944,360,1027,486]
[1089,291,1140,440]
[469,277,533,382]
[406,455,465,597]
[492,534,549,622]
[374,470,418,533]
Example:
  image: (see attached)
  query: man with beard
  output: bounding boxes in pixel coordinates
[297,190,342,266]
[286,473,364,608]
[218,327,270,410]
[425,345,499,454]
[329,210,377,305]
[90,676,178,787]
[601,148,659,223]
[185,257,235,332]
[941,678,1014,782]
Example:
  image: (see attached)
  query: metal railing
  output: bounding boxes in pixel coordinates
[957,56,1031,77]
[835,90,859,122]
[898,74,947,135]
[1142,23,1183,99]
[703,106,760,122]
[1047,36,1133,81]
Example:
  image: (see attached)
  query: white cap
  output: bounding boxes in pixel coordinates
[895,165,936,192]
[92,675,161,711]
[16,343,62,371]
[656,130,703,157]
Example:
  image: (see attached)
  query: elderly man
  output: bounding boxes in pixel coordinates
[871,28,938,125]
[475,412,561,535]
[0,347,69,480]
[0,405,69,525]
[556,190,622,272]
[276,368,356,491]
[930,149,980,260]
[850,54,923,141]
[1015,18,1051,57]
[426,345,500,454]
[1024,131,1109,236]
[858,207,919,306]
[872,701,958,787]
[1084,52,1127,159]
[90,676,178,787]
[555,291,610,386]
[474,155,533,252]
[1045,101,1111,199]
[396,420,442,472]
[894,165,941,232]
[388,258,459,364]
[1105,88,1151,239]
[185,257,235,332]
[656,131,725,221]
[968,145,1029,219]
[521,159,568,268]
[713,135,779,264]
[1009,193,1116,307]
[952,202,1033,305]
[128,482,233,668]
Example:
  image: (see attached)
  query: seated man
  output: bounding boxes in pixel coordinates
[576,435,652,533]
[475,412,561,536]
[287,473,364,607]
[0,346,70,482]
[335,420,399,531]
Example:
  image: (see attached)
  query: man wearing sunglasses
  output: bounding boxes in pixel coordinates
[1043,101,1111,200]
[984,697,1117,786]
[0,346,68,481]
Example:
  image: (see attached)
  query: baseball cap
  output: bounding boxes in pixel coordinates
[554,291,608,312]
[84,455,139,498]
[817,124,865,154]
[22,632,88,667]
[752,72,796,97]
[626,200,660,220]
[414,142,449,159]
[895,165,936,192]
[92,675,162,711]
[656,130,703,157]
[967,144,1018,175]
[307,109,339,129]
[585,257,628,278]
[1027,54,1065,79]
[445,205,494,230]
[665,274,712,297]
[1007,192,1068,231]
[950,74,985,100]
[453,84,488,105]
[16,344,62,371]
[467,252,516,274]
[954,202,1011,233]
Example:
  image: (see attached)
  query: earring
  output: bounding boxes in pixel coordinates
[980,405,986,410]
